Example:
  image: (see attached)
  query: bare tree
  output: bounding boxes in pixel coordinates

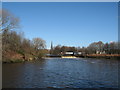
[32,38,46,58]
[53,45,61,55]
[0,9,19,33]
[32,37,46,50]
[87,41,104,54]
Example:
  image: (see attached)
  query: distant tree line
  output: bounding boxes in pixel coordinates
[1,9,120,62]
[1,9,47,63]
[50,41,120,55]
[87,41,119,54]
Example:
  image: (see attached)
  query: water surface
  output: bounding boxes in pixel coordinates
[3,58,119,88]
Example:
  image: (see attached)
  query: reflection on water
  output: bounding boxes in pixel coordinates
[2,58,119,88]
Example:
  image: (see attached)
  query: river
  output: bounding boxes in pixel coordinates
[2,58,120,88]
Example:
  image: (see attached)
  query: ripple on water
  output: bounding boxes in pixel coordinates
[2,58,119,88]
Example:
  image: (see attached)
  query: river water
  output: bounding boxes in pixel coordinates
[2,58,120,88]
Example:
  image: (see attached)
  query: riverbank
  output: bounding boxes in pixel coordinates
[46,54,120,60]
[3,54,120,63]
[2,49,47,63]
[85,54,120,60]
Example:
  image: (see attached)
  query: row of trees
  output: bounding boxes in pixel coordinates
[1,9,47,62]
[87,41,119,54]
[51,45,77,55]
[51,41,120,55]
[1,9,119,62]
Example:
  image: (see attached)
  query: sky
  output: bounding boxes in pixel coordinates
[3,2,118,49]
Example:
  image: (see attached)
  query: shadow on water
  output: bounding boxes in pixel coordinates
[2,58,119,88]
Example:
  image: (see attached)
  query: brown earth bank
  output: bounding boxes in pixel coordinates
[87,54,120,56]
[2,51,120,63]
[85,54,120,59]
[2,50,37,63]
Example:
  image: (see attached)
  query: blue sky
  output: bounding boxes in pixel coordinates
[3,2,118,49]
